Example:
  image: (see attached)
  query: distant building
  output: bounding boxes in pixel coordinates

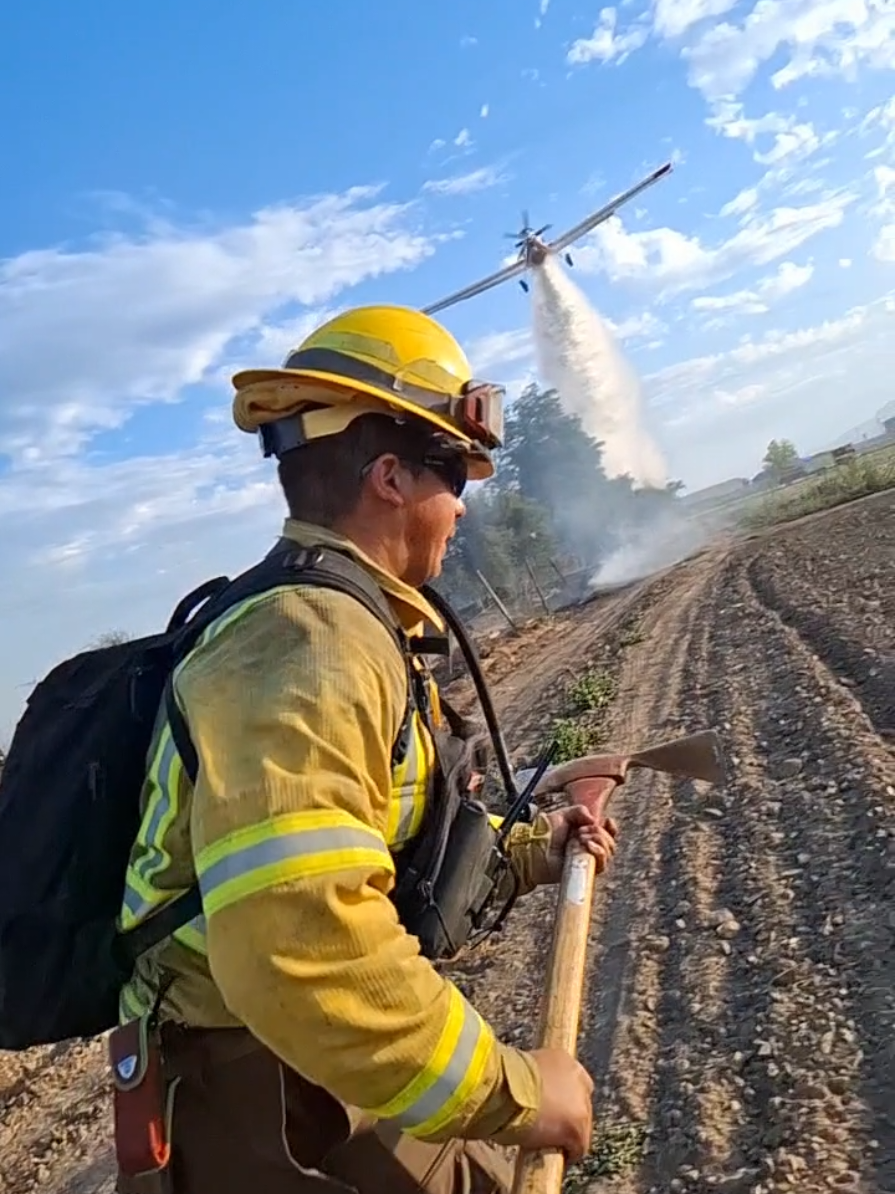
[680,477,751,508]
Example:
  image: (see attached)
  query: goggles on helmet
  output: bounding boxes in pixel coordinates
[280,341,506,451]
[450,381,504,451]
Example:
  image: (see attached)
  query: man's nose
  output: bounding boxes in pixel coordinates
[455,497,466,518]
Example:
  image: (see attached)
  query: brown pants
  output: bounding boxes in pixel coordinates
[116,1025,514,1194]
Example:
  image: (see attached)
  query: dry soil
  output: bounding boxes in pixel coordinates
[1,490,893,1194]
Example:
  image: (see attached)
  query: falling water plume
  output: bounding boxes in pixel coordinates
[531,256,666,488]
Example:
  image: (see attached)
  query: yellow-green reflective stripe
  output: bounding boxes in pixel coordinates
[120,586,301,927]
[119,983,146,1023]
[388,715,433,849]
[135,585,302,886]
[196,811,394,918]
[173,915,208,956]
[367,987,493,1137]
[172,585,301,686]
[133,725,183,886]
[119,876,200,937]
[121,867,171,928]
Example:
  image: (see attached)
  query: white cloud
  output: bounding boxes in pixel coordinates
[706,101,835,167]
[422,165,507,196]
[874,225,895,260]
[649,293,895,484]
[871,163,895,259]
[606,310,668,343]
[684,0,895,102]
[839,256,853,266]
[861,95,895,155]
[480,103,490,118]
[574,191,852,296]
[467,328,533,375]
[567,7,650,64]
[0,187,437,465]
[707,101,796,143]
[720,185,760,217]
[460,35,478,47]
[652,0,738,40]
[691,258,814,316]
[454,128,473,148]
[754,120,824,164]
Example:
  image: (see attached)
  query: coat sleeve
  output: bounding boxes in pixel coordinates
[175,586,541,1143]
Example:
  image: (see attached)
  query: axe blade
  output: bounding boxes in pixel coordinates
[628,728,726,786]
[531,729,727,796]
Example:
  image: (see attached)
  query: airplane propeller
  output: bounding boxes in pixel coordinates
[503,220,552,244]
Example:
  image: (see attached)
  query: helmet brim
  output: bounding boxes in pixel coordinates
[232,366,495,481]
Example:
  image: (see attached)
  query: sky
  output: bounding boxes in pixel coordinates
[1,0,894,741]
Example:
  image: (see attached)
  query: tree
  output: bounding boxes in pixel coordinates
[435,381,685,610]
[762,439,800,479]
[438,486,560,604]
[495,383,681,565]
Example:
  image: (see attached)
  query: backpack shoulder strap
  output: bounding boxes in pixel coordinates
[122,543,414,962]
[167,542,409,783]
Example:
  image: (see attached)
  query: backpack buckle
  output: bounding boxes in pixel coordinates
[286,546,325,571]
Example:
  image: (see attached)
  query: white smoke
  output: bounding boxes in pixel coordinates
[530,256,667,488]
[589,508,710,588]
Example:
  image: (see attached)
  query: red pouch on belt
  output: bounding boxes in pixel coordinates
[109,1015,178,1178]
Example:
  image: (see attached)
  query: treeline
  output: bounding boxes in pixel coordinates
[436,382,682,609]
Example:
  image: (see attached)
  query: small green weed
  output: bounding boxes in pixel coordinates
[551,717,595,762]
[618,619,645,648]
[568,668,616,713]
[562,1121,648,1190]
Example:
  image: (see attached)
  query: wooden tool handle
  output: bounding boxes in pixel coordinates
[512,730,726,1194]
[511,776,615,1194]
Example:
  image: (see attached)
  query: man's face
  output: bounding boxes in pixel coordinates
[401,453,467,587]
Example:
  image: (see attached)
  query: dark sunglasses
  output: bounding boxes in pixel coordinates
[361,450,468,498]
[420,452,468,498]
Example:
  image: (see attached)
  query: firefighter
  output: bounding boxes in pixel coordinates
[116,305,618,1193]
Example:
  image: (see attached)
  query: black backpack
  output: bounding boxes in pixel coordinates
[0,543,414,1051]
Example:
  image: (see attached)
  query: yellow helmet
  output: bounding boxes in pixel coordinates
[231,305,504,481]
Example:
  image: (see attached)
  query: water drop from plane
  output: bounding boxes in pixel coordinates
[530,256,667,489]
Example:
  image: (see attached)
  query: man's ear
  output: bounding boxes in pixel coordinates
[364,452,409,509]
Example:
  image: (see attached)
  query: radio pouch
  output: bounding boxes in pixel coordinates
[109,1014,178,1178]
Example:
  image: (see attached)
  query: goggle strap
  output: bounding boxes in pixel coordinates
[258,416,307,458]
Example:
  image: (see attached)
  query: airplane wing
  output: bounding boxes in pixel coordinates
[547,161,673,254]
[422,259,527,316]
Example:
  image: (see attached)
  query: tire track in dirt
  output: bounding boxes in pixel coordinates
[732,556,895,1192]
[564,523,894,1193]
[746,555,894,739]
[442,577,667,1056]
[571,548,745,1191]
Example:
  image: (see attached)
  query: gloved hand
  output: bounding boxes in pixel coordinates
[503,778,619,890]
[537,804,618,885]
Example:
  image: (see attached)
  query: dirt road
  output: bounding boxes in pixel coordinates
[2,491,893,1194]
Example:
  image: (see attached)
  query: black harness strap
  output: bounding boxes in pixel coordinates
[124,543,416,962]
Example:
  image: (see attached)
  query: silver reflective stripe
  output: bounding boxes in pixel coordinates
[392,1009,485,1131]
[198,823,394,916]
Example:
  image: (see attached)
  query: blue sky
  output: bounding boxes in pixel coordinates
[1,0,894,739]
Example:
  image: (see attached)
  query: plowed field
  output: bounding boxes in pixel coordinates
[2,490,893,1194]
